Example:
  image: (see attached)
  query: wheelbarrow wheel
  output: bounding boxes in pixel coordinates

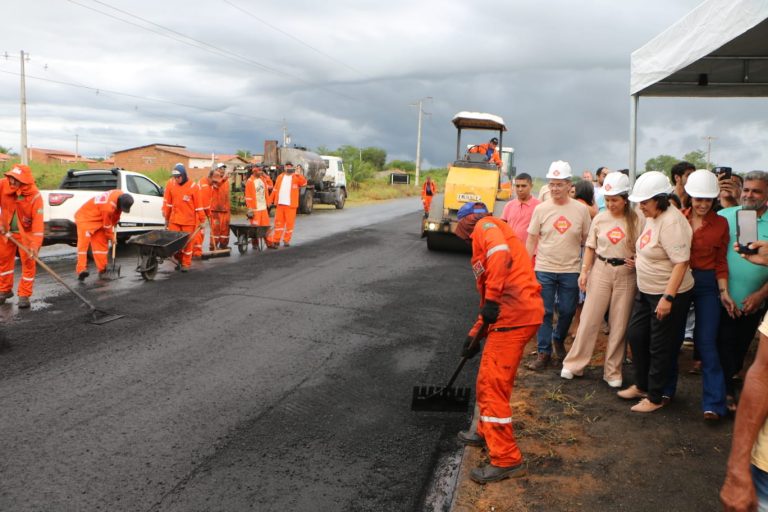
[237,233,248,254]
[139,252,158,281]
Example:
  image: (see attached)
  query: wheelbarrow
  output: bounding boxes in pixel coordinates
[127,229,193,281]
[230,222,270,254]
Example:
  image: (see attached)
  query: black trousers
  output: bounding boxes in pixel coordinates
[717,306,765,396]
[627,290,693,404]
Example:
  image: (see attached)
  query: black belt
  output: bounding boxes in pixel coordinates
[597,254,626,266]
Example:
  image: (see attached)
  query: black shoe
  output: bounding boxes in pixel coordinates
[0,290,13,304]
[470,463,527,484]
[78,271,90,281]
[553,341,567,360]
[180,266,189,273]
[17,296,30,309]
[283,242,290,247]
[457,430,485,447]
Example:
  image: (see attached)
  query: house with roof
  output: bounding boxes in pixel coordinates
[112,143,214,173]
[29,147,100,166]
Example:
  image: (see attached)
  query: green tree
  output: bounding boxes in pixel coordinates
[682,150,712,169]
[645,154,678,175]
[236,149,253,159]
[385,160,416,172]
[361,147,386,171]
[347,160,375,190]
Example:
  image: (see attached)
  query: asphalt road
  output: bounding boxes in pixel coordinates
[0,198,480,511]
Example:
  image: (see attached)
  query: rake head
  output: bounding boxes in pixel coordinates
[411,385,471,413]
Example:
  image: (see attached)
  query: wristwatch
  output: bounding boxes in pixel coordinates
[663,294,675,302]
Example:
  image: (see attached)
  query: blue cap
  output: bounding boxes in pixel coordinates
[457,201,489,220]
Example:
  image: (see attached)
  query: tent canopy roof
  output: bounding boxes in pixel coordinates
[631,0,768,97]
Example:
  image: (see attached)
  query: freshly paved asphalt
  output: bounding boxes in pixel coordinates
[0,198,480,511]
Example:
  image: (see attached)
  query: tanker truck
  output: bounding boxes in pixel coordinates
[262,140,347,214]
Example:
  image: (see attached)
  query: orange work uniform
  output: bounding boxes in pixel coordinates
[194,176,213,256]
[209,176,230,249]
[245,174,272,228]
[469,143,502,168]
[74,189,124,275]
[268,172,307,246]
[163,179,205,268]
[0,169,44,299]
[468,216,543,468]
[421,179,437,214]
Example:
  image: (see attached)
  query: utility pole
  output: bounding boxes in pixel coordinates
[409,97,431,187]
[702,135,717,170]
[20,50,29,165]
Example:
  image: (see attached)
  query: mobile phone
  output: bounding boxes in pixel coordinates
[737,209,758,254]
[713,166,732,180]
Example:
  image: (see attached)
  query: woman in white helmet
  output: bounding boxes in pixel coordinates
[676,169,735,420]
[618,171,695,413]
[560,172,643,387]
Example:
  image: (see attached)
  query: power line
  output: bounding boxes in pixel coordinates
[0,68,283,124]
[67,0,356,101]
[222,0,365,78]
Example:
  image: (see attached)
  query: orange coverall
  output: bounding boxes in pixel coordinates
[163,179,205,268]
[74,189,124,275]
[245,174,272,228]
[469,143,502,168]
[0,171,44,299]
[193,176,212,256]
[421,179,437,214]
[468,216,543,468]
[209,176,230,249]
[268,172,307,246]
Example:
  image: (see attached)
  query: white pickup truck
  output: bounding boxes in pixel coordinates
[42,168,166,246]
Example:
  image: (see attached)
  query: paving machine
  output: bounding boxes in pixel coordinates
[422,112,514,251]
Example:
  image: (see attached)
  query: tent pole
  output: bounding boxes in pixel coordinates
[629,94,639,184]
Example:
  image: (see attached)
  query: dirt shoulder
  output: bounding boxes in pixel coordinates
[452,335,734,512]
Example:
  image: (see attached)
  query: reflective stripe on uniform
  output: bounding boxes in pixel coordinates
[21,277,34,281]
[486,244,509,258]
[0,270,14,276]
[480,415,513,424]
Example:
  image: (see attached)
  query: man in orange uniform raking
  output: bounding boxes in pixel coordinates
[74,189,134,281]
[267,162,307,249]
[162,163,205,272]
[453,201,544,484]
[0,164,44,309]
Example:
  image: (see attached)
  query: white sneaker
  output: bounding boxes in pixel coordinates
[560,368,574,380]
[604,378,622,388]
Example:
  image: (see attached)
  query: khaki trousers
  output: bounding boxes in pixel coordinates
[562,259,636,382]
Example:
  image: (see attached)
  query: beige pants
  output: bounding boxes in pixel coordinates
[562,258,637,382]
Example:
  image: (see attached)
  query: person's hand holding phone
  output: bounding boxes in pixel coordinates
[735,240,768,266]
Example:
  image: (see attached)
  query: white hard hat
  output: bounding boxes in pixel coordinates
[215,163,227,169]
[684,169,719,199]
[546,160,572,179]
[628,171,673,202]
[602,172,630,196]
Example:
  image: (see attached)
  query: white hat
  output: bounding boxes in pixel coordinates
[684,169,719,199]
[602,172,630,196]
[546,160,572,179]
[628,171,673,202]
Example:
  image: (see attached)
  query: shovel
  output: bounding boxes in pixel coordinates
[5,235,124,325]
[101,238,121,280]
[411,324,486,413]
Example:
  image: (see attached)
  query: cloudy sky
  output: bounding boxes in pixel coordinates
[1,0,766,176]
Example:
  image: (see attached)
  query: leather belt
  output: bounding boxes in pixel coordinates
[597,254,626,266]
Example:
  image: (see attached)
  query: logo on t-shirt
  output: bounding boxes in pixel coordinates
[639,229,652,249]
[552,215,572,234]
[606,226,626,245]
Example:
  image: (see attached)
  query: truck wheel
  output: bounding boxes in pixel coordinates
[300,191,314,214]
[335,190,345,210]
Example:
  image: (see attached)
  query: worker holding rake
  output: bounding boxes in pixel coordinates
[453,201,544,484]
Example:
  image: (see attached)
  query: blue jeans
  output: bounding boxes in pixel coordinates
[535,271,579,354]
[663,270,727,414]
[753,465,768,512]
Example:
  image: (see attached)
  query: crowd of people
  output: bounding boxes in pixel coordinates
[453,160,768,503]
[0,161,305,305]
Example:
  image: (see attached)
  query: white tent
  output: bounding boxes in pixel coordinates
[629,0,768,179]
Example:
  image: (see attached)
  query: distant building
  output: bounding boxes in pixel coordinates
[28,147,100,166]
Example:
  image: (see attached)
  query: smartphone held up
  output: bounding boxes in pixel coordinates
[737,209,759,255]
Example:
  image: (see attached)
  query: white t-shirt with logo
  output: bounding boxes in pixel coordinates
[528,199,591,273]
